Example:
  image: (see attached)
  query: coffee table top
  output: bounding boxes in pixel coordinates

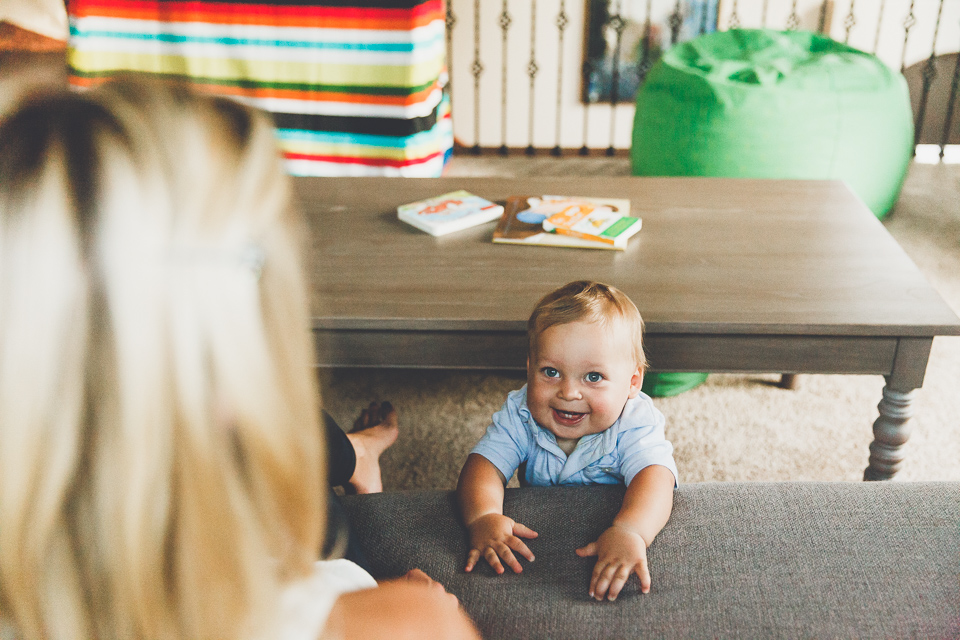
[294,176,960,337]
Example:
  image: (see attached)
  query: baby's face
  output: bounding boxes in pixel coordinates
[526,319,643,448]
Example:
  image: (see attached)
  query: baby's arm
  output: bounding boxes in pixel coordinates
[575,464,675,600]
[456,453,539,574]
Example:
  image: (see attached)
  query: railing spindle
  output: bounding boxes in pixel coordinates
[729,0,741,30]
[873,0,886,54]
[580,59,592,155]
[668,1,683,46]
[699,0,709,35]
[786,0,800,31]
[843,1,856,43]
[900,0,916,74]
[445,2,456,94]
[499,1,512,155]
[470,0,483,154]
[817,0,830,34]
[607,2,626,156]
[553,0,569,156]
[638,0,653,84]
[526,0,539,155]
[940,25,960,157]
[762,0,769,28]
[914,0,946,147]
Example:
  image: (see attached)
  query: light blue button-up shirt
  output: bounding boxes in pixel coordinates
[471,385,679,487]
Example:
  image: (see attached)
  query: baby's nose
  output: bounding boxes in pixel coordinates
[558,380,582,400]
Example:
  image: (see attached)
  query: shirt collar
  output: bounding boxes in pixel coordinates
[518,385,622,459]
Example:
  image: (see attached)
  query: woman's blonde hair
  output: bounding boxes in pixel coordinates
[528,280,647,370]
[0,78,324,640]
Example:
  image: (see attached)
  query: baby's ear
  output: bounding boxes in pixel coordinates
[627,368,644,398]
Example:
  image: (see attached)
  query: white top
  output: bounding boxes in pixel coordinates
[273,559,378,640]
[0,559,376,640]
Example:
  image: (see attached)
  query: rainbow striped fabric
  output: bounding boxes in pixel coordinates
[67,0,452,176]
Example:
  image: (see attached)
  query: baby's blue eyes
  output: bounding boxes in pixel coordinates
[540,368,603,382]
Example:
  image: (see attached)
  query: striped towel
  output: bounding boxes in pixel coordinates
[68,0,452,177]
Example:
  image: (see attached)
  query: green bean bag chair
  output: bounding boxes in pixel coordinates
[642,371,710,398]
[632,29,913,216]
[633,29,913,397]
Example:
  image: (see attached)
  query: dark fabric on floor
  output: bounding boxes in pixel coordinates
[320,411,370,571]
[342,481,960,640]
[324,410,356,488]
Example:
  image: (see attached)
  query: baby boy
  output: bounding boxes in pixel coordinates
[457,280,678,601]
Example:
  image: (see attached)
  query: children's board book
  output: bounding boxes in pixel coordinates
[397,190,504,236]
[540,196,641,246]
[492,195,639,250]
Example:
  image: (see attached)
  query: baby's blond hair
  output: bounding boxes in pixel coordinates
[0,78,323,640]
[528,280,647,370]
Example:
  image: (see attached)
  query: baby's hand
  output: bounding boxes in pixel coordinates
[575,524,650,601]
[465,513,538,574]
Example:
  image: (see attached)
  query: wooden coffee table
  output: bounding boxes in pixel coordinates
[294,176,960,481]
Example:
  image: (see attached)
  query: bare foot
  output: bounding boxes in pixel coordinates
[345,401,399,494]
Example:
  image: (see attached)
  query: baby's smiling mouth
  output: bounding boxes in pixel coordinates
[552,408,587,426]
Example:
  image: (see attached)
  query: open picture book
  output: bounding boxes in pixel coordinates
[492,195,640,250]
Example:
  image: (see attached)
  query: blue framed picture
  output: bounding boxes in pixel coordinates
[582,0,720,104]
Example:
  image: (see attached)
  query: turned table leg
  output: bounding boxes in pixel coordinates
[863,337,932,481]
[864,385,915,481]
[778,374,800,389]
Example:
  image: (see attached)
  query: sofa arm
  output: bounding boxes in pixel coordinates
[341,482,959,639]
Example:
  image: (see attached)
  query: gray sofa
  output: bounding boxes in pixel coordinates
[342,481,959,639]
